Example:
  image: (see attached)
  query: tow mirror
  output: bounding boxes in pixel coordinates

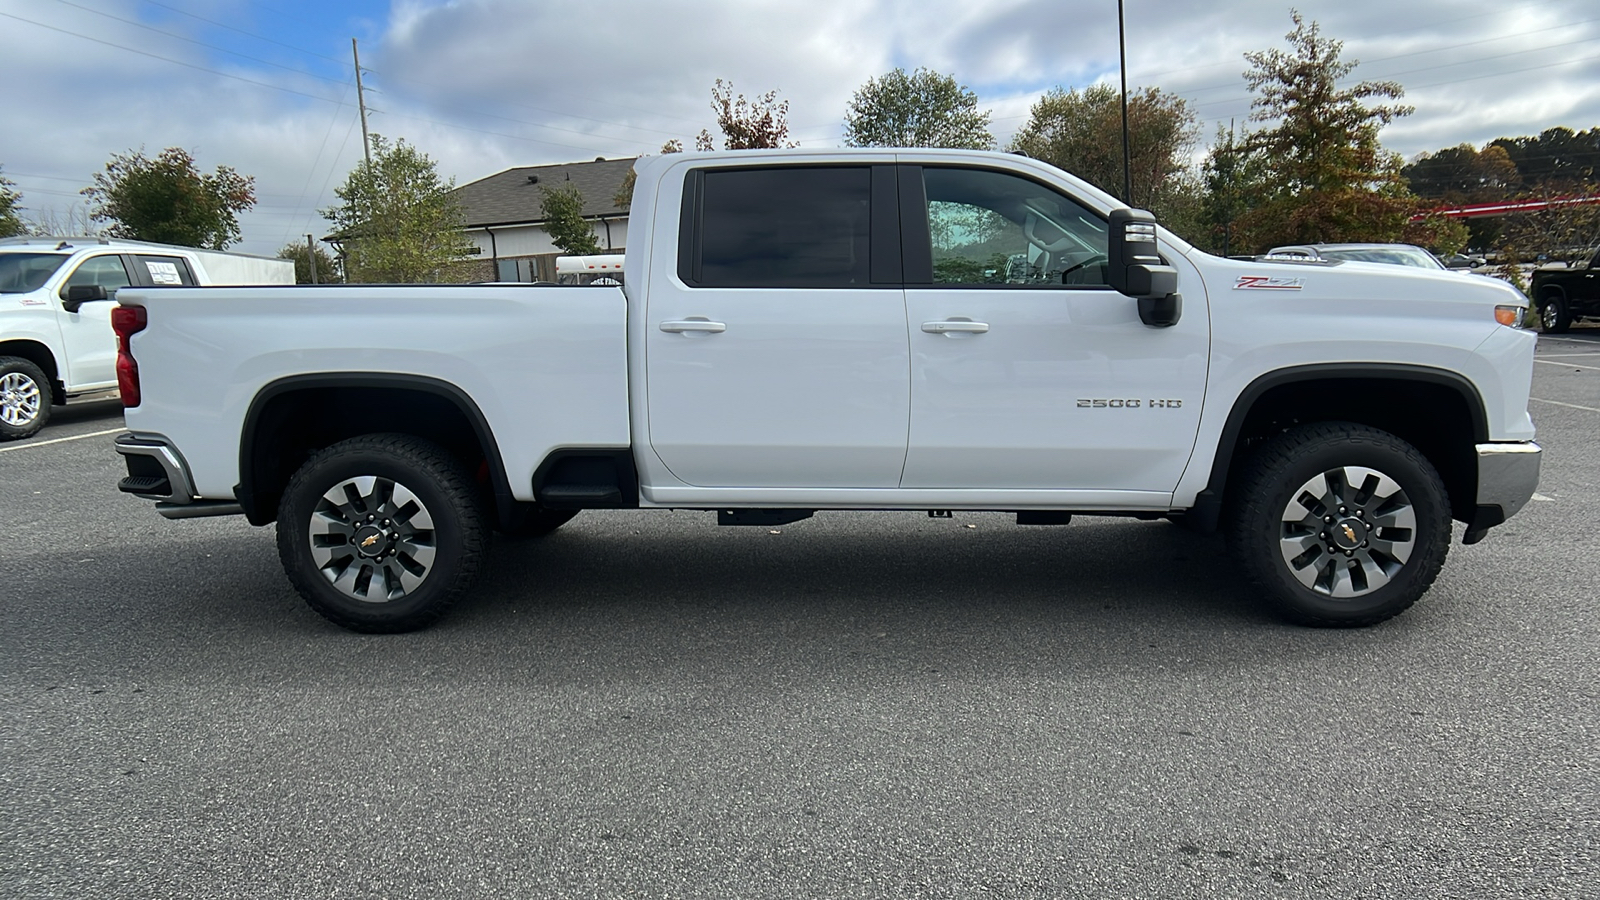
[62,284,109,313]
[1107,208,1181,328]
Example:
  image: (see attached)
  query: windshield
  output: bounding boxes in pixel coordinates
[1319,246,1445,270]
[0,253,70,293]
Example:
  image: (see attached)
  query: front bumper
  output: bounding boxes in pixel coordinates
[114,432,243,519]
[1463,441,1542,544]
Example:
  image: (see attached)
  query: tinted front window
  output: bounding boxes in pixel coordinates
[693,166,871,287]
[64,255,133,294]
[923,167,1109,287]
[0,253,68,293]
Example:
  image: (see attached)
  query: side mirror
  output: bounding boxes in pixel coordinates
[62,284,110,313]
[1107,208,1181,328]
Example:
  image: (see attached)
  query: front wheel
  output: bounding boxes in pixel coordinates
[0,356,52,441]
[1226,423,1451,627]
[1539,296,1572,333]
[276,434,486,633]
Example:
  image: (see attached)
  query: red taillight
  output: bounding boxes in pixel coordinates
[111,305,147,408]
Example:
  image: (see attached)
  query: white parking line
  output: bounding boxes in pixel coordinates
[1537,335,1600,347]
[1531,397,1600,413]
[1533,359,1600,372]
[1534,353,1600,358]
[0,427,124,454]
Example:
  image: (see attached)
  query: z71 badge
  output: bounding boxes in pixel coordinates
[1234,275,1305,290]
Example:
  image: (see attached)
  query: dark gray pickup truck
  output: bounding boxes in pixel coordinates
[1531,248,1600,332]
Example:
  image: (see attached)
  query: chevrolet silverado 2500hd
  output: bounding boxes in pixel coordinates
[111,149,1542,632]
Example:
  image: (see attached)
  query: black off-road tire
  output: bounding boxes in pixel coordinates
[1225,422,1451,628]
[498,505,579,539]
[0,356,52,441]
[1539,296,1572,334]
[276,434,486,633]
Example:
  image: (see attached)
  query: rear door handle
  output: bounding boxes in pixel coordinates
[659,318,726,334]
[921,320,989,334]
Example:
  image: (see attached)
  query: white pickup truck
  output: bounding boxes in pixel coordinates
[0,236,293,439]
[111,149,1541,633]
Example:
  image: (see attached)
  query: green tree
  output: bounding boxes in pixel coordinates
[1197,123,1272,256]
[613,140,682,212]
[1230,11,1416,251]
[695,80,798,151]
[321,134,475,283]
[843,67,993,149]
[1009,83,1198,219]
[82,147,255,249]
[540,183,602,255]
[277,241,343,284]
[1402,143,1519,202]
[0,165,24,238]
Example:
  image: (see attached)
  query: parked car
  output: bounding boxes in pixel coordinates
[0,236,294,440]
[1440,252,1487,269]
[1266,243,1448,270]
[1529,246,1600,332]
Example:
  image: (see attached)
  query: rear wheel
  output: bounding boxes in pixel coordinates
[0,357,52,441]
[1226,423,1451,627]
[276,434,485,633]
[1539,296,1572,333]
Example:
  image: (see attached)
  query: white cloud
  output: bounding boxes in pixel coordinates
[3,0,1596,255]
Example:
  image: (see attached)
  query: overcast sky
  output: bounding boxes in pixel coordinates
[3,0,1597,256]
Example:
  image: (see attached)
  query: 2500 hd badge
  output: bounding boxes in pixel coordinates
[1077,398,1184,408]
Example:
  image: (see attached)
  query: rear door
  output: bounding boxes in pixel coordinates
[643,163,910,488]
[899,164,1208,493]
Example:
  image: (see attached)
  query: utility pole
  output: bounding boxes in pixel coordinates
[306,234,318,284]
[352,38,372,167]
[1118,0,1132,206]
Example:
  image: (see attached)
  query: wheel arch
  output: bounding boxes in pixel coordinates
[1186,364,1488,531]
[236,373,511,528]
[0,339,61,391]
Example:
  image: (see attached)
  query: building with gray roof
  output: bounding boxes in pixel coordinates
[453,156,637,282]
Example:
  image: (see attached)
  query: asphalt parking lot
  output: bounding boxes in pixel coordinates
[2,334,1596,899]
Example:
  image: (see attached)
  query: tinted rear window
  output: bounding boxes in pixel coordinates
[689,166,871,288]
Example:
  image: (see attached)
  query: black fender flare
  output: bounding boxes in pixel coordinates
[1182,363,1489,532]
[235,372,512,526]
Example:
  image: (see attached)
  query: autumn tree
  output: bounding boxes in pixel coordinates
[1228,12,1420,251]
[843,67,993,149]
[276,241,342,284]
[1402,143,1519,202]
[321,134,475,283]
[695,80,798,151]
[0,166,23,238]
[1009,83,1198,222]
[1491,127,1600,187]
[613,140,683,211]
[82,147,255,249]
[540,183,602,255]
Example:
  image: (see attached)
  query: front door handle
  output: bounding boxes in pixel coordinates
[921,320,989,334]
[659,318,726,334]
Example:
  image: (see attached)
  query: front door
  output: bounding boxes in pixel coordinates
[56,253,133,390]
[899,165,1208,493]
[644,164,910,488]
